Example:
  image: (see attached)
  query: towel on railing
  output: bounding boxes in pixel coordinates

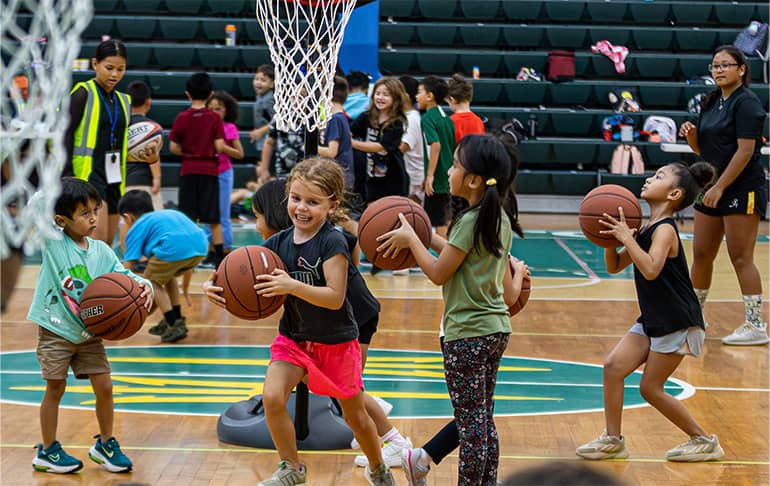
[591,40,629,74]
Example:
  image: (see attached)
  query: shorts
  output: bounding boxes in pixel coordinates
[144,255,204,286]
[88,173,121,214]
[36,327,110,380]
[694,183,768,219]
[124,185,164,211]
[269,334,363,399]
[179,174,220,223]
[423,192,450,227]
[409,184,425,204]
[628,322,705,357]
[357,314,379,345]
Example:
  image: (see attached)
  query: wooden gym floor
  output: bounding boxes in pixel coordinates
[1,214,768,485]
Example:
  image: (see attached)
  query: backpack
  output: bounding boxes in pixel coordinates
[610,144,645,174]
[486,117,527,145]
[607,87,641,112]
[547,50,576,82]
[687,92,708,114]
[601,113,638,141]
[642,116,677,143]
[734,21,769,57]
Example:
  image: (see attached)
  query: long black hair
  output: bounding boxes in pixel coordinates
[251,178,292,232]
[702,45,751,111]
[671,162,716,210]
[94,39,127,62]
[448,134,523,258]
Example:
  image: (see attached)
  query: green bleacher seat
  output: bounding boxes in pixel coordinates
[503,52,547,76]
[457,24,502,47]
[675,28,718,52]
[628,1,671,24]
[678,55,710,79]
[549,84,593,106]
[587,27,631,47]
[157,18,202,41]
[637,84,683,109]
[232,74,255,99]
[551,170,597,195]
[551,113,596,137]
[415,50,459,74]
[239,46,271,69]
[502,1,543,22]
[121,0,164,12]
[459,0,501,20]
[83,17,115,39]
[165,0,205,15]
[208,0,247,15]
[417,0,459,18]
[545,26,588,49]
[501,25,545,48]
[713,3,757,25]
[516,170,551,194]
[471,80,504,104]
[574,53,591,77]
[504,81,548,105]
[632,28,674,51]
[598,174,646,196]
[752,85,769,109]
[200,19,249,43]
[240,104,254,129]
[458,52,502,76]
[379,49,416,73]
[239,20,266,43]
[152,45,197,69]
[146,72,185,97]
[150,100,181,126]
[115,16,158,39]
[716,28,741,47]
[380,0,418,18]
[634,56,679,79]
[415,24,458,45]
[380,23,417,45]
[671,3,713,25]
[93,0,119,10]
[757,5,768,23]
[517,140,553,165]
[197,46,241,69]
[585,1,627,22]
[543,1,585,22]
[642,143,681,168]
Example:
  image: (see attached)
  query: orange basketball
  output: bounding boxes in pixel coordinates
[79,273,149,340]
[507,256,531,317]
[215,246,287,320]
[579,184,643,248]
[358,196,433,271]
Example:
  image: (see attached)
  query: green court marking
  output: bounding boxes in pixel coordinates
[1,346,690,417]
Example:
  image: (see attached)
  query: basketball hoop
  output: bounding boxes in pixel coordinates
[255,0,357,133]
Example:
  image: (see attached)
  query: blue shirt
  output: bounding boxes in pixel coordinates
[343,92,370,120]
[125,210,208,262]
[323,112,355,189]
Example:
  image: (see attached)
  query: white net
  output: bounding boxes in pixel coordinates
[255,0,356,133]
[1,0,92,258]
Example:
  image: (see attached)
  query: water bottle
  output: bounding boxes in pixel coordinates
[225,24,237,46]
[472,65,480,80]
[527,114,537,139]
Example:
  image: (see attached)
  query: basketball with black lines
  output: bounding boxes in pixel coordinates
[215,245,287,320]
[79,273,149,340]
[358,196,433,271]
[507,255,531,317]
[579,184,643,248]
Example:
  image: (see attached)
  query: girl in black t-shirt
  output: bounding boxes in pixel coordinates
[679,45,768,346]
[577,162,724,463]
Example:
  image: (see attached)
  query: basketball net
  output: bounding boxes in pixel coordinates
[1,0,93,258]
[255,0,356,133]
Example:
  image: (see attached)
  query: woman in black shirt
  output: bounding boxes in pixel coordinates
[678,45,768,346]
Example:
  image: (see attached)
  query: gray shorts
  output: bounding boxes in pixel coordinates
[629,322,705,357]
[37,327,110,380]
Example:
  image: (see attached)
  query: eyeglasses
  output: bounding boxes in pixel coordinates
[708,63,739,72]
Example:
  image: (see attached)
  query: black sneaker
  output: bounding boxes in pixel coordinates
[161,319,188,343]
[148,318,169,336]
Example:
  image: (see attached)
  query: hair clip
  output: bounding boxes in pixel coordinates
[485,178,497,186]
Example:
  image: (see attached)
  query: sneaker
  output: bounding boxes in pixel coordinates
[161,318,188,343]
[401,448,430,486]
[257,460,307,486]
[88,435,132,472]
[575,431,629,460]
[365,463,396,486]
[148,318,169,336]
[666,434,724,462]
[32,441,83,473]
[355,437,412,468]
[721,323,769,346]
[391,268,410,276]
[371,395,393,416]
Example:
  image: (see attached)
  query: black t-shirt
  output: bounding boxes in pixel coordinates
[263,222,359,344]
[633,218,704,337]
[65,83,128,181]
[697,86,766,190]
[336,226,380,325]
[351,115,408,202]
[126,114,156,186]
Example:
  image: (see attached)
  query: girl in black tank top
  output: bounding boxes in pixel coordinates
[576,162,726,463]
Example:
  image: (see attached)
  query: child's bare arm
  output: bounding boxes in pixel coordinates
[214,138,225,154]
[318,140,340,158]
[254,254,348,310]
[424,141,440,196]
[170,141,183,155]
[222,138,245,160]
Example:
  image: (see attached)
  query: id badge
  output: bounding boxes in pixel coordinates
[105,151,122,184]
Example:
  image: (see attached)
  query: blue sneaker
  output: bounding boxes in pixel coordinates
[89,435,132,472]
[32,441,83,473]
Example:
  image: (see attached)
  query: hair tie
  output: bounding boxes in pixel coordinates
[485,178,497,186]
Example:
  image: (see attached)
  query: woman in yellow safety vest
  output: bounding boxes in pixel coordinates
[64,39,130,245]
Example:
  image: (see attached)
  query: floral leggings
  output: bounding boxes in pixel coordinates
[443,332,510,486]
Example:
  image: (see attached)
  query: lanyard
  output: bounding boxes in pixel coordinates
[95,87,119,149]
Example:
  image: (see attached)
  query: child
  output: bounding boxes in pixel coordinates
[344,70,371,120]
[249,177,412,469]
[118,190,208,343]
[124,80,163,211]
[576,162,724,462]
[351,77,411,203]
[258,120,305,185]
[205,90,244,256]
[28,178,152,474]
[377,134,525,485]
[319,76,355,192]
[398,75,425,204]
[203,158,396,485]
[416,75,456,238]
[169,72,226,266]
[249,64,275,152]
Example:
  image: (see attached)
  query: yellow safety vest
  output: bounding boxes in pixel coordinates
[70,79,131,194]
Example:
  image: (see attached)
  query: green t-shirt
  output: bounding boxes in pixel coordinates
[421,105,456,194]
[27,233,150,344]
[442,209,513,342]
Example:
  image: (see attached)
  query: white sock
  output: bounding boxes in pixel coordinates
[743,294,765,329]
[694,288,708,307]
[380,427,404,443]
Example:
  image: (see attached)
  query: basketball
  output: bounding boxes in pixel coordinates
[215,245,287,320]
[579,184,643,248]
[79,273,149,340]
[507,256,531,317]
[127,120,163,163]
[358,196,433,271]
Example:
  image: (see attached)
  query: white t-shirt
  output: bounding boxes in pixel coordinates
[402,109,424,187]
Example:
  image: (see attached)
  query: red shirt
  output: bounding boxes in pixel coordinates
[451,111,485,143]
[169,107,225,176]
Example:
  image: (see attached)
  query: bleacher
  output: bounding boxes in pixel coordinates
[74,0,769,197]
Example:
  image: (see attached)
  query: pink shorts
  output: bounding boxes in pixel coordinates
[269,334,363,400]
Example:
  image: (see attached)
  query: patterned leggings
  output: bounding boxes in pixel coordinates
[443,332,510,486]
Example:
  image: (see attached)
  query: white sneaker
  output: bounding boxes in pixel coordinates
[666,434,724,462]
[391,268,410,276]
[355,437,412,468]
[576,431,629,460]
[721,322,769,346]
[372,395,394,416]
